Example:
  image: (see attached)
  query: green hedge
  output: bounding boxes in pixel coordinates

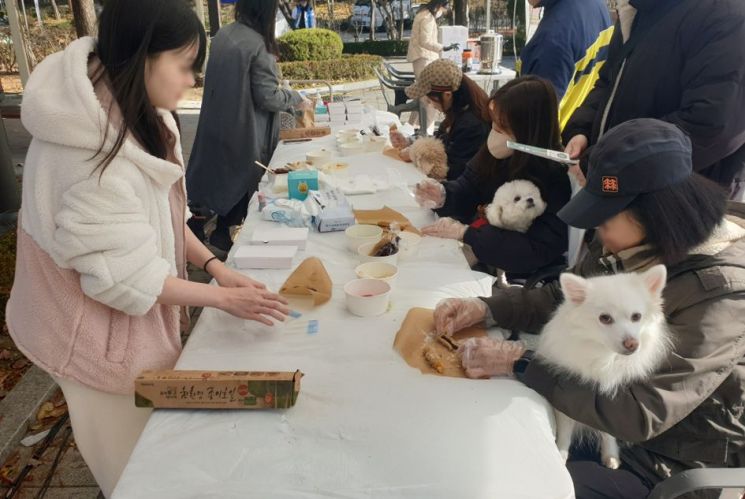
[343,40,409,57]
[278,28,344,62]
[278,54,383,82]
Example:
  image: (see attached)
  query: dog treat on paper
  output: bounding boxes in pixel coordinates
[369,233,400,257]
[423,346,445,374]
[353,206,421,235]
[393,308,487,378]
[279,257,333,306]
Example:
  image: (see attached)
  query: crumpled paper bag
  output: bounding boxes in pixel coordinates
[279,257,332,306]
[353,206,421,235]
[393,307,486,378]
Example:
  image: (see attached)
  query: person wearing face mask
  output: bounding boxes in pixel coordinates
[390,59,490,181]
[407,0,457,135]
[433,120,745,498]
[5,1,290,495]
[416,76,571,278]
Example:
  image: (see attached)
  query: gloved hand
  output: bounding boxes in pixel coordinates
[297,95,314,110]
[414,178,446,209]
[443,43,460,52]
[389,130,412,150]
[434,297,488,336]
[458,337,526,379]
[421,217,467,241]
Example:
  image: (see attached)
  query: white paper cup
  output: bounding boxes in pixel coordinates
[339,142,368,157]
[357,241,400,265]
[366,135,388,152]
[344,278,392,317]
[355,262,399,287]
[345,224,384,252]
[398,231,422,258]
[306,149,334,164]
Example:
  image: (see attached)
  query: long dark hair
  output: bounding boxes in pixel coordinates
[424,0,448,15]
[236,0,279,55]
[427,74,489,133]
[628,174,728,265]
[94,0,206,174]
[485,75,562,180]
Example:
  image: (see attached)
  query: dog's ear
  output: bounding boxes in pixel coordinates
[560,273,589,305]
[641,264,667,299]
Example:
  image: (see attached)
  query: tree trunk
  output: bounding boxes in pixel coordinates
[453,0,468,26]
[369,0,376,41]
[33,0,43,27]
[50,0,62,20]
[279,0,295,28]
[70,0,97,37]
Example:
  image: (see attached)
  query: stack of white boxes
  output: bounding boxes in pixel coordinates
[328,102,347,127]
[327,100,364,126]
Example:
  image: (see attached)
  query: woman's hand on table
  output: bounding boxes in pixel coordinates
[458,337,526,379]
[433,298,488,336]
[414,178,446,209]
[211,263,267,290]
[216,285,290,326]
[421,217,467,241]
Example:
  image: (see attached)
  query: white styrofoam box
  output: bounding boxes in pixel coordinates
[250,227,309,250]
[439,25,469,66]
[234,245,297,269]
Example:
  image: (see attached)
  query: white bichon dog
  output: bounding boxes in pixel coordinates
[485,179,547,233]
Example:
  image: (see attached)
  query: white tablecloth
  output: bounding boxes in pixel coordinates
[112,134,573,499]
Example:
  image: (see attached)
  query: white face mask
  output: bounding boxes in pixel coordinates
[487,129,514,159]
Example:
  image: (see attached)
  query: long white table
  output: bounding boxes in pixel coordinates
[112,130,573,499]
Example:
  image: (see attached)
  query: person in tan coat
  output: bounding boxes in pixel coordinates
[433,119,745,498]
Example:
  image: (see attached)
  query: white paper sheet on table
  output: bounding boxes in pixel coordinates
[112,122,574,499]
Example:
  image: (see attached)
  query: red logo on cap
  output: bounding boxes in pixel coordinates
[602,176,619,193]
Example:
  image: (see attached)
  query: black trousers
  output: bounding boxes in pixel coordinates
[216,192,251,232]
[568,444,654,499]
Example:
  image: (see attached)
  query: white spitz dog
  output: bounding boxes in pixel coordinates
[536,265,671,469]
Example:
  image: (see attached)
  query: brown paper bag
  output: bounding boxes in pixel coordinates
[279,257,332,306]
[295,97,317,128]
[393,307,486,378]
[353,206,421,235]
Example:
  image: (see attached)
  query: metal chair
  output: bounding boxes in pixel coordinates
[647,469,745,499]
[384,61,415,82]
[373,66,422,119]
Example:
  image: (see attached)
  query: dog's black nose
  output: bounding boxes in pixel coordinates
[623,338,639,353]
[526,198,534,206]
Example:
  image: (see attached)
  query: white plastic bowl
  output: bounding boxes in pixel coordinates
[366,135,388,152]
[357,241,400,265]
[355,262,399,287]
[344,278,392,317]
[345,224,384,252]
[339,141,368,157]
[306,149,334,164]
[336,129,360,140]
[398,231,422,258]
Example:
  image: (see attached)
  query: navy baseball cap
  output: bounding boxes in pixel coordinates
[558,119,693,229]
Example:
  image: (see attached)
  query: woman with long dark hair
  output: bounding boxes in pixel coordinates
[187,0,311,251]
[416,76,571,277]
[6,1,289,495]
[390,59,490,181]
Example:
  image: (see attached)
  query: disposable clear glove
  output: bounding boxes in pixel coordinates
[414,178,446,209]
[458,337,526,379]
[433,297,488,337]
[421,217,467,241]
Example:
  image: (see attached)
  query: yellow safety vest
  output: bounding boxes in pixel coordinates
[559,26,615,130]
